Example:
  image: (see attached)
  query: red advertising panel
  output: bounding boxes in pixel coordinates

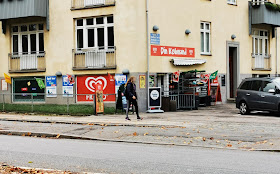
[77,75,115,102]
[151,45,195,57]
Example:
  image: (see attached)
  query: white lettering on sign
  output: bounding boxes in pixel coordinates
[85,77,107,93]
[161,47,168,55]
[150,90,159,100]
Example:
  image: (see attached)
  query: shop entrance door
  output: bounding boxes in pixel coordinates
[227,42,240,100]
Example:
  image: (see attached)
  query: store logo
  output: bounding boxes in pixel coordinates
[189,49,194,55]
[85,77,107,93]
[153,47,158,53]
[150,90,159,100]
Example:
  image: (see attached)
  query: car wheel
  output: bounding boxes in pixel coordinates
[239,102,250,115]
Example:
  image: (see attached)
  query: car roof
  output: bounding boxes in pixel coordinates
[243,77,279,81]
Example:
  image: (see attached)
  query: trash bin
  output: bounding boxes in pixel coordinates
[169,100,177,111]
[162,97,170,112]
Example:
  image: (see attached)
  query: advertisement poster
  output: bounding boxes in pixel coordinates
[1,79,7,91]
[95,84,104,114]
[46,76,57,97]
[151,45,195,58]
[139,75,146,89]
[76,75,115,102]
[63,75,74,97]
[115,74,127,93]
[149,87,161,108]
[149,75,155,87]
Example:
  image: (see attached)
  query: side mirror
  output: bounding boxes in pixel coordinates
[268,89,276,94]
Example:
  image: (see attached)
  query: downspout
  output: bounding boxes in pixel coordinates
[146,0,150,110]
[276,27,278,77]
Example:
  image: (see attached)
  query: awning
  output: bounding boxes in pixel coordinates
[171,58,207,66]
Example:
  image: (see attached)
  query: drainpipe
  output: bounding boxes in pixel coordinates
[276,27,278,77]
[146,0,150,110]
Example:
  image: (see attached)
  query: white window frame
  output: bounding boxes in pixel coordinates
[75,16,114,50]
[200,22,211,55]
[227,0,237,5]
[252,29,269,57]
[11,23,44,55]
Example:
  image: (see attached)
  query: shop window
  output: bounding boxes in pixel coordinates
[13,78,45,102]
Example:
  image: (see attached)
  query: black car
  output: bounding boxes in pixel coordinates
[236,77,280,115]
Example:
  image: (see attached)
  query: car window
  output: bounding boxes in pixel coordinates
[263,81,276,92]
[251,80,262,91]
[240,81,251,90]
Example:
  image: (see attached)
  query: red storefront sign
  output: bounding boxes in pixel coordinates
[151,45,195,57]
[77,75,115,102]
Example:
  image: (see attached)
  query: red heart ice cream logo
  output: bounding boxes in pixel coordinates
[85,77,107,93]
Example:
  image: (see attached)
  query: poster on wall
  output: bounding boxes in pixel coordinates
[149,75,155,87]
[76,75,115,102]
[139,75,146,89]
[115,74,127,93]
[46,76,57,97]
[1,79,7,91]
[63,75,74,97]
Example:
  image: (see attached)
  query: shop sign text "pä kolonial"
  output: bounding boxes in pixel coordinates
[151,45,195,58]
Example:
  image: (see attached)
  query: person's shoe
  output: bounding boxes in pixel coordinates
[137,117,143,121]
[125,117,131,121]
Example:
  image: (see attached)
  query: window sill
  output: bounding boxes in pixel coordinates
[227,3,237,6]
[252,68,272,71]
[71,4,115,11]
[201,53,212,56]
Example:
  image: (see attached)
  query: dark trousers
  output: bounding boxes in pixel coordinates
[126,99,139,118]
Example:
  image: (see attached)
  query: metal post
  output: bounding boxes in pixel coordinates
[67,94,69,115]
[276,27,278,77]
[93,94,95,115]
[31,94,34,113]
[146,0,150,111]
[94,94,97,115]
[2,94,4,112]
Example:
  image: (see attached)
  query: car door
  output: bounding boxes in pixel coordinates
[259,80,279,111]
[247,80,263,110]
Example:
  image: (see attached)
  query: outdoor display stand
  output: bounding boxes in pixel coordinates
[147,87,164,113]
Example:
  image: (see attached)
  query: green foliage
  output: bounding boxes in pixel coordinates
[0,103,115,116]
[265,2,280,12]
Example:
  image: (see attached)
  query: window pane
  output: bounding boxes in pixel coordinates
[265,39,268,55]
[21,25,27,32]
[254,38,258,54]
[108,27,114,47]
[96,17,104,24]
[39,33,44,52]
[88,29,95,47]
[240,81,251,90]
[201,32,204,53]
[263,81,276,92]
[77,19,83,26]
[86,18,93,25]
[30,34,37,53]
[206,24,210,30]
[22,35,28,53]
[259,39,263,54]
[206,33,210,53]
[107,16,114,23]
[29,24,36,31]
[97,28,104,48]
[12,26,18,32]
[13,35,18,54]
[77,29,83,48]
[260,31,264,36]
[200,23,204,29]
[251,80,262,91]
[39,24,44,30]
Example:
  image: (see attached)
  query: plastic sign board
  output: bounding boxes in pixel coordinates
[148,87,161,108]
[77,75,115,102]
[95,84,104,114]
[115,74,127,94]
[62,75,74,97]
[46,76,57,97]
[150,33,160,45]
[151,45,195,57]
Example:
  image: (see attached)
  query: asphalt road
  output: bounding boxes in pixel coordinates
[0,135,279,174]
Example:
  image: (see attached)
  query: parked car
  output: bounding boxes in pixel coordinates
[236,77,280,115]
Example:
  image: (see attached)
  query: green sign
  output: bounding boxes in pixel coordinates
[36,78,45,89]
[210,71,218,80]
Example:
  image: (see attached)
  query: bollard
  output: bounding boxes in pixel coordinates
[31,94,34,112]
[2,94,5,112]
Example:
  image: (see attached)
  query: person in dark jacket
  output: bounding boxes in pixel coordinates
[125,76,142,121]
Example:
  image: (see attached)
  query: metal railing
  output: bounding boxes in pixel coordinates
[251,54,271,70]
[252,0,268,6]
[0,93,117,115]
[72,46,116,70]
[8,51,46,73]
[162,91,196,110]
[71,0,116,9]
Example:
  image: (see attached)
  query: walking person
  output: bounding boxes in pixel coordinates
[125,76,142,121]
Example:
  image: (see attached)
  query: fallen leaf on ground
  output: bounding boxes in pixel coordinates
[202,137,206,141]
[27,132,32,136]
[56,134,60,138]
[144,133,149,136]
[210,137,214,140]
[227,144,232,147]
[133,132,137,136]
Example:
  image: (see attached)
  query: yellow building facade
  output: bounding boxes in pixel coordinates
[1,0,280,111]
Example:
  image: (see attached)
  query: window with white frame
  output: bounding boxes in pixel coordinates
[200,22,211,55]
[227,0,236,5]
[11,24,44,55]
[252,29,269,57]
[84,0,105,7]
[75,16,114,50]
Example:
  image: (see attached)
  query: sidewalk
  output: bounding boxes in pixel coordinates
[0,103,280,151]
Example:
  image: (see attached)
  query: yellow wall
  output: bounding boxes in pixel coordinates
[0,0,280,77]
